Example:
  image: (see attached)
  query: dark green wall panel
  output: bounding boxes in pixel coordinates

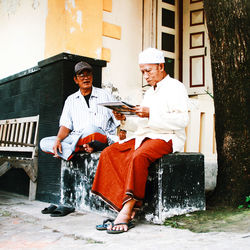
[0,53,106,204]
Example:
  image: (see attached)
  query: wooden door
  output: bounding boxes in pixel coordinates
[182,0,213,95]
[157,0,179,79]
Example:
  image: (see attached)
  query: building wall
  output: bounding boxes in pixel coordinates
[45,0,103,60]
[0,0,143,104]
[0,0,47,79]
[102,0,143,104]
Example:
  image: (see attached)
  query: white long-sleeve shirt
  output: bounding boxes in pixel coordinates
[121,75,189,152]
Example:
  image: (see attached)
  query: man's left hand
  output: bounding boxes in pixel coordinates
[134,106,150,118]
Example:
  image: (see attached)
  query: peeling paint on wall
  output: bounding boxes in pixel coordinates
[76,10,82,30]
[1,0,20,16]
[32,0,40,10]
[70,27,76,33]
[65,0,75,12]
[69,0,76,9]
[95,48,102,59]
[60,153,115,218]
[45,0,103,60]
[65,1,69,11]
[102,82,121,101]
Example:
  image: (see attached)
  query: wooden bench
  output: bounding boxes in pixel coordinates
[0,115,39,200]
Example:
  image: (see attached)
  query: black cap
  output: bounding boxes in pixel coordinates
[74,61,93,74]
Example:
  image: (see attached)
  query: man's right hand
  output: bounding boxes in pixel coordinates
[113,111,126,121]
[52,126,71,157]
[53,139,63,158]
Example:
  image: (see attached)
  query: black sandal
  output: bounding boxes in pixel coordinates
[107,221,135,234]
[96,218,114,230]
[41,204,57,214]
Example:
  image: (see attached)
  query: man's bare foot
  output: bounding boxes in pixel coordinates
[83,143,94,153]
[107,199,136,232]
[107,211,131,232]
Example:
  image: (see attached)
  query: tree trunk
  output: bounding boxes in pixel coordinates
[203,0,250,206]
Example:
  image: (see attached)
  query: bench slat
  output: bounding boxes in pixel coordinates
[0,141,35,147]
[0,115,39,125]
[0,124,3,140]
[27,122,34,144]
[0,146,34,152]
[14,123,19,144]
[10,124,15,144]
[33,122,39,152]
[2,124,7,143]
[18,123,24,144]
[0,125,3,146]
[23,122,28,144]
[6,124,11,145]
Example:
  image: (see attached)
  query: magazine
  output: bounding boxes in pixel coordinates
[98,101,137,116]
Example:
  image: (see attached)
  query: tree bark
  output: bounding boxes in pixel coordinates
[203,0,250,206]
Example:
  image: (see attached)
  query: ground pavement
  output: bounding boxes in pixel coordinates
[0,191,249,250]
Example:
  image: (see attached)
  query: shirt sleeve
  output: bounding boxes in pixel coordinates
[59,97,73,130]
[147,84,189,131]
[103,91,120,135]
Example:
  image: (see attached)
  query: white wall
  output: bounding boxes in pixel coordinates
[0,0,47,79]
[102,0,143,105]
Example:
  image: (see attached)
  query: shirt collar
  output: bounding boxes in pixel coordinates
[150,74,170,92]
[75,86,98,98]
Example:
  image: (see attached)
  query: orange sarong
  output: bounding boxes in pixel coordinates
[91,138,173,211]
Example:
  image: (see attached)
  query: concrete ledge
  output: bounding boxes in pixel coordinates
[61,153,114,218]
[60,152,205,224]
[142,152,205,223]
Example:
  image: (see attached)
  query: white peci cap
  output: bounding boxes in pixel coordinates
[138,48,165,64]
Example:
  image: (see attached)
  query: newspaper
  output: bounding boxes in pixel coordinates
[98,101,137,116]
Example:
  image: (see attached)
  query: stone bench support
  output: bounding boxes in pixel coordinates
[60,152,205,224]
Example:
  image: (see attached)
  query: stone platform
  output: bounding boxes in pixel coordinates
[60,152,205,224]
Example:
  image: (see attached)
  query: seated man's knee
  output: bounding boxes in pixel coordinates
[133,151,152,163]
[40,138,47,151]
[40,136,56,151]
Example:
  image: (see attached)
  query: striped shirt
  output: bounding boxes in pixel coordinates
[59,87,120,137]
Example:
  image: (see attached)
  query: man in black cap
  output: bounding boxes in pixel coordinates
[40,61,119,160]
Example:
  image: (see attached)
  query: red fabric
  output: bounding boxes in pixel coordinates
[42,133,107,161]
[74,133,107,153]
[91,138,173,211]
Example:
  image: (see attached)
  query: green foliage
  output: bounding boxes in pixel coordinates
[238,195,250,209]
[164,220,183,229]
[0,209,11,217]
[164,207,249,233]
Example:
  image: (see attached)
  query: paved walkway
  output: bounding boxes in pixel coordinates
[0,191,249,250]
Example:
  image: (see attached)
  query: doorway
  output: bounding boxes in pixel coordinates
[156,0,213,95]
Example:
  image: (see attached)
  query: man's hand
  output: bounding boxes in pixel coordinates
[53,139,63,158]
[52,126,71,157]
[134,106,150,118]
[113,111,126,121]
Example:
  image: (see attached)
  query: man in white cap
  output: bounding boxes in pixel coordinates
[40,61,119,160]
[92,48,189,234]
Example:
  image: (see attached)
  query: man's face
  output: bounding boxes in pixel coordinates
[74,70,93,90]
[139,64,164,87]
